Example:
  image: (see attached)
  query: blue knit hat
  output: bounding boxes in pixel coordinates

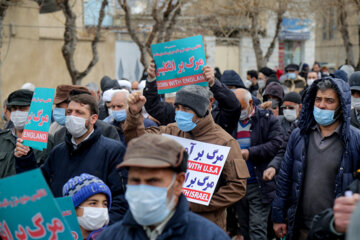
[62,173,112,209]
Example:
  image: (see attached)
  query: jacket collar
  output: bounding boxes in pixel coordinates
[190,113,215,137]
[65,125,101,152]
[122,194,189,236]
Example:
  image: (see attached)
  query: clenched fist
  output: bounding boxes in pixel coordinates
[128,92,146,115]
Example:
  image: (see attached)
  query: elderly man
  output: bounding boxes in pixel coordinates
[123,84,249,230]
[0,89,54,178]
[349,72,360,129]
[15,94,128,223]
[104,90,157,145]
[97,134,230,239]
[228,88,282,240]
[273,77,360,240]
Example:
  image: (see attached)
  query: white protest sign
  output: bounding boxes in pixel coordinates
[162,134,230,206]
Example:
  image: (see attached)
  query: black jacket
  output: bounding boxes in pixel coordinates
[97,194,230,240]
[308,178,360,240]
[231,107,283,203]
[143,79,241,135]
[350,108,360,129]
[15,127,128,224]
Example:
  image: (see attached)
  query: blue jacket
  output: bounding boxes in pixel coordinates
[272,78,360,239]
[230,107,283,203]
[97,194,230,240]
[16,126,128,224]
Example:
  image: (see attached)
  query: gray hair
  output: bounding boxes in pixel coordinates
[244,90,252,104]
[111,89,129,101]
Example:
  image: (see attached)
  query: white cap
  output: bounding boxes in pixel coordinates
[21,82,35,91]
[117,80,132,90]
[103,89,115,102]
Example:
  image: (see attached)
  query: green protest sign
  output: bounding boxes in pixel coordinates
[0,169,73,240]
[56,197,83,240]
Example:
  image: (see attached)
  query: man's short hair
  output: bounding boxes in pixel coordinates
[247,70,258,79]
[69,94,99,115]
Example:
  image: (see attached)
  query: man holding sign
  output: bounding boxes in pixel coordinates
[0,89,54,178]
[124,84,249,229]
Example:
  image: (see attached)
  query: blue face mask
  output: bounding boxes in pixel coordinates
[288,73,296,79]
[125,176,176,226]
[53,108,66,126]
[175,110,197,132]
[112,109,127,122]
[313,106,337,126]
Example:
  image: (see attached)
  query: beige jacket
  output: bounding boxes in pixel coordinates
[124,111,250,230]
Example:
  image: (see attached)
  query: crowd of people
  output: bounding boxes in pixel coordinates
[1,60,360,240]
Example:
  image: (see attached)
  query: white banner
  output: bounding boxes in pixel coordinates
[163,134,230,206]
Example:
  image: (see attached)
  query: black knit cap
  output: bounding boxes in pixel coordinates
[7,89,33,107]
[283,91,301,104]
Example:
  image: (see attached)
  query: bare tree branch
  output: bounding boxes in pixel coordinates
[57,0,108,85]
[337,0,355,67]
[119,0,182,70]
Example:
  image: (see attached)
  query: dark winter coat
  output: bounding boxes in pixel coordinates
[15,126,128,224]
[0,129,54,178]
[231,106,283,203]
[272,78,360,240]
[97,194,230,240]
[350,108,360,129]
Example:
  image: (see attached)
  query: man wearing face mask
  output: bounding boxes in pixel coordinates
[123,86,249,230]
[349,71,360,129]
[262,92,302,183]
[104,90,157,145]
[0,89,54,178]
[97,134,231,239]
[282,64,306,94]
[51,86,120,146]
[272,78,360,240]
[15,94,128,223]
[229,88,282,240]
[63,174,111,240]
[262,82,285,117]
[50,85,90,135]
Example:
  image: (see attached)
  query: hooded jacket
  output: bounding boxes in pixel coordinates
[272,78,360,239]
[124,111,250,230]
[97,194,230,240]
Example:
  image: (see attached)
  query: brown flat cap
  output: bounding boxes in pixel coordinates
[117,134,185,169]
[54,85,90,104]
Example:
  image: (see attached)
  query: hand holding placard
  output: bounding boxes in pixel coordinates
[14,138,30,158]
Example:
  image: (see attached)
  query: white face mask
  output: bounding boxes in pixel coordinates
[10,110,29,129]
[239,105,250,121]
[283,109,297,122]
[351,96,360,110]
[244,79,252,88]
[307,78,316,86]
[258,80,266,89]
[77,207,109,231]
[65,115,89,138]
